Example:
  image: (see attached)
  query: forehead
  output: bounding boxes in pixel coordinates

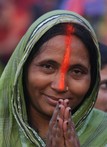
[101,65,107,75]
[33,35,90,64]
[42,35,88,51]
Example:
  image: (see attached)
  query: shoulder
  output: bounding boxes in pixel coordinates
[79,108,107,146]
[88,108,107,129]
[93,107,107,115]
[92,108,107,119]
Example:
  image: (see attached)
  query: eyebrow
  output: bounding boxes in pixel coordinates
[37,59,60,66]
[100,79,107,84]
[69,64,90,74]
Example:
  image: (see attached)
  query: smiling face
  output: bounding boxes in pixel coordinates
[26,35,91,117]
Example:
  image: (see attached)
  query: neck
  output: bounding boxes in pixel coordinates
[28,105,50,139]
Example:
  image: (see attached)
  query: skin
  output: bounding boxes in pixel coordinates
[26,35,91,146]
[95,65,107,112]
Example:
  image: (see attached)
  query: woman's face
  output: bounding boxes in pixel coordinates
[95,65,107,112]
[26,35,91,117]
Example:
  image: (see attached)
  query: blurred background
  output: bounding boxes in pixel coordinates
[0,0,107,73]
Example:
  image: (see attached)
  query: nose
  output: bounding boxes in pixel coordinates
[51,72,68,92]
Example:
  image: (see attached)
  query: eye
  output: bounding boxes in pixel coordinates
[72,69,82,75]
[42,63,53,69]
[100,80,107,90]
[69,66,88,79]
[40,62,56,74]
[71,68,84,78]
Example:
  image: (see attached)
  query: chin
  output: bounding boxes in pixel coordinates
[41,105,56,119]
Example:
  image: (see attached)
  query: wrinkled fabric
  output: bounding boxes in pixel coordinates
[0,10,107,147]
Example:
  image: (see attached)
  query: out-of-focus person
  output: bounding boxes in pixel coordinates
[59,0,107,44]
[95,43,107,112]
[0,0,33,65]
[0,0,63,66]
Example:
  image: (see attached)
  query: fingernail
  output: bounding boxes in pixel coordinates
[59,99,63,104]
[66,121,68,125]
[67,101,69,105]
[57,118,59,122]
[59,106,61,110]
[58,101,61,104]
[69,108,71,114]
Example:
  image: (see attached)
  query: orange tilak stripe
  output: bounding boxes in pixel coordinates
[59,36,71,90]
[59,25,74,90]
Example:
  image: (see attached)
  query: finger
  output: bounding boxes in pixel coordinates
[63,120,80,147]
[46,118,61,146]
[52,118,64,146]
[64,107,71,121]
[63,115,79,141]
[47,101,65,147]
[49,102,60,128]
[63,119,75,137]
[63,99,69,107]
[63,108,74,133]
[51,116,64,139]
[58,99,64,105]
[58,104,65,119]
[55,118,63,136]
[46,134,52,147]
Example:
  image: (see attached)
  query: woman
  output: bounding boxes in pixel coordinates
[0,10,107,147]
[95,43,107,112]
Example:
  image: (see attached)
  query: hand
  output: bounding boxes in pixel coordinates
[63,100,80,147]
[46,99,80,147]
[46,100,65,147]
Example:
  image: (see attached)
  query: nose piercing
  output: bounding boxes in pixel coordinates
[66,86,69,91]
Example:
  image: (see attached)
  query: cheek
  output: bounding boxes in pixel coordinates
[27,70,50,90]
[98,89,107,100]
[69,77,91,98]
[68,79,91,109]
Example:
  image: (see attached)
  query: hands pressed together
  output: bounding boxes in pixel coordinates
[46,99,80,147]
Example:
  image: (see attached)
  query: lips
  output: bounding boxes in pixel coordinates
[43,93,62,106]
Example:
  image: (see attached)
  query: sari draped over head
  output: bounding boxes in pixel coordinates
[0,10,107,147]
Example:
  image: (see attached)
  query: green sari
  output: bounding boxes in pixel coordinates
[0,10,107,147]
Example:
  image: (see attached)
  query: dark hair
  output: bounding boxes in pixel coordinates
[23,23,98,112]
[99,43,107,69]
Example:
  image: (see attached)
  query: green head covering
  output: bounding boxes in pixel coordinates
[0,10,105,147]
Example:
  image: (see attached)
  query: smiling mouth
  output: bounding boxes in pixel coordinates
[43,94,63,106]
